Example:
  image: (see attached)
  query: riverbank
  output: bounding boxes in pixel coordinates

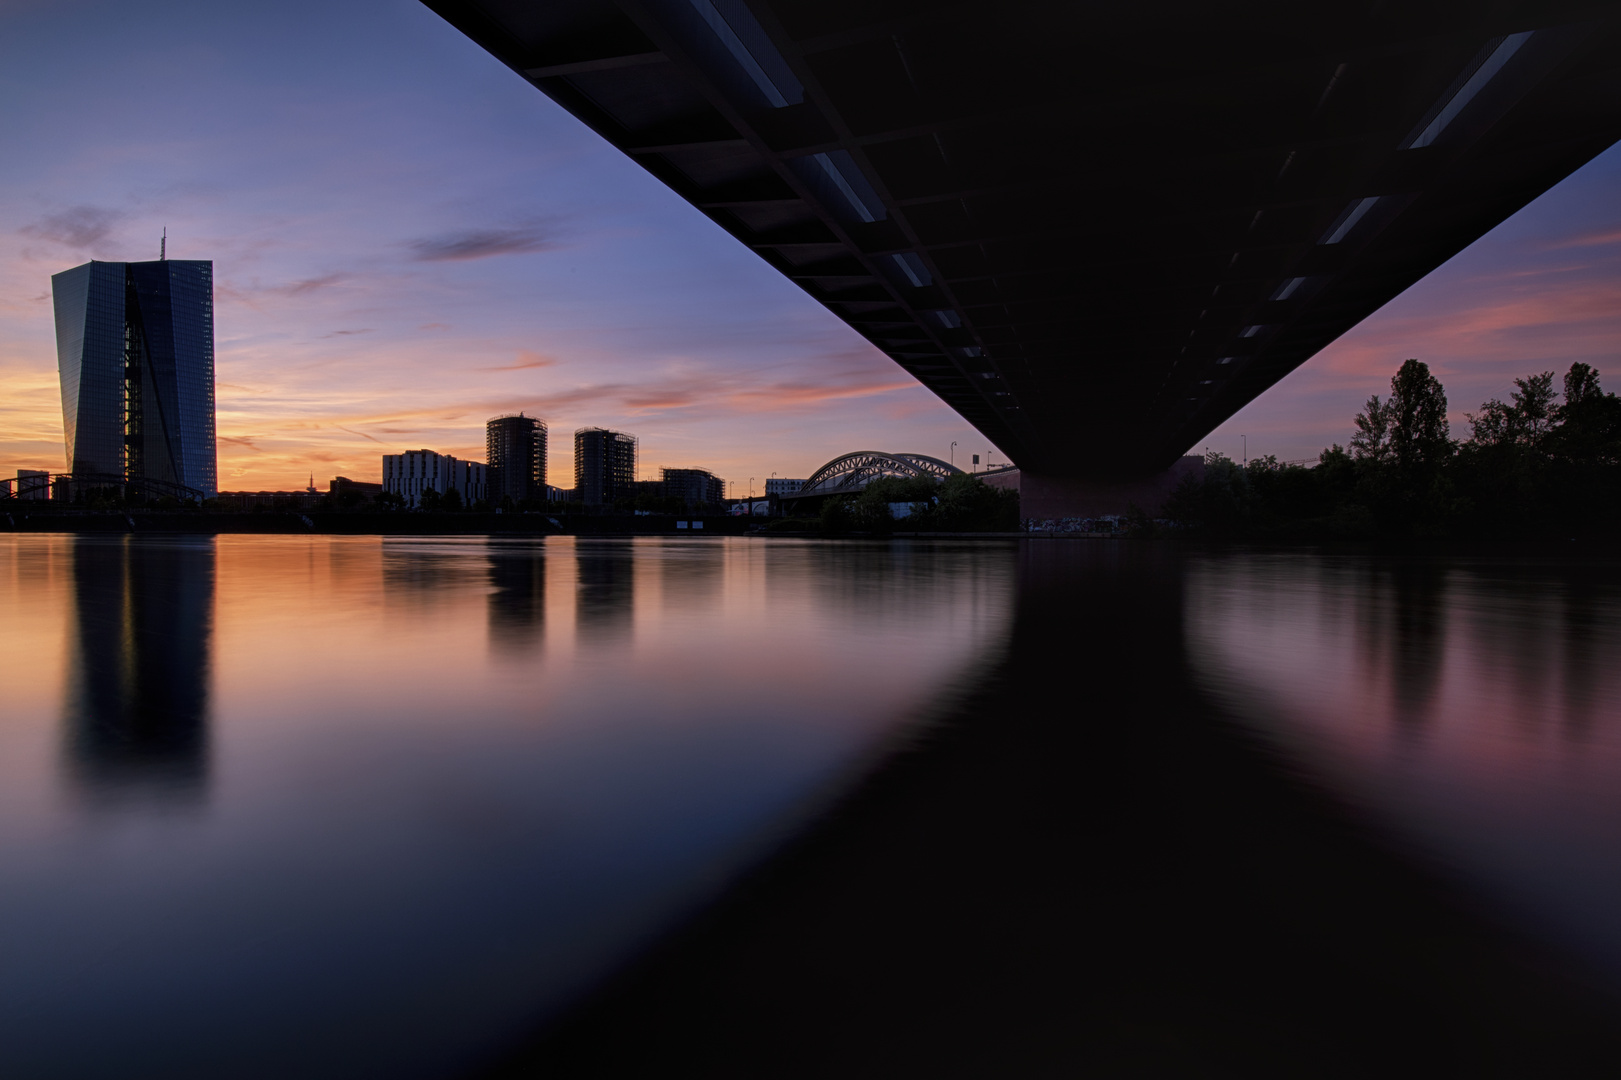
[0,508,1105,539]
[0,509,750,535]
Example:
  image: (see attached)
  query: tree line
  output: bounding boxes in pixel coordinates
[814,472,1020,533]
[1167,359,1621,539]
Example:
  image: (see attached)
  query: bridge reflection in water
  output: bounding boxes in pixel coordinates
[515,543,1621,1077]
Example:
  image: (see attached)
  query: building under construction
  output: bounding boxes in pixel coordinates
[487,413,547,505]
[661,468,725,510]
[574,427,636,507]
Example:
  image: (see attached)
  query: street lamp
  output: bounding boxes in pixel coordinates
[1242,435,1247,466]
[950,441,957,467]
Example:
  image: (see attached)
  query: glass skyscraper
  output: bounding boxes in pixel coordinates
[51,259,216,498]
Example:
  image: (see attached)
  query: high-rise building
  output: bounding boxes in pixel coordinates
[574,427,636,507]
[51,259,216,497]
[661,468,725,509]
[486,413,547,504]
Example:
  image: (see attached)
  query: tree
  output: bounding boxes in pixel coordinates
[1512,372,1558,446]
[1388,358,1452,469]
[1562,362,1602,411]
[1164,453,1252,535]
[1549,362,1621,465]
[1470,371,1556,448]
[1466,397,1516,447]
[925,473,1019,530]
[1350,395,1392,463]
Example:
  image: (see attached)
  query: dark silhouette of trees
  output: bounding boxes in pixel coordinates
[819,474,1018,533]
[1388,358,1452,468]
[1169,359,1621,539]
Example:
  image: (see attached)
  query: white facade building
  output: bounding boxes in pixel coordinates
[382,450,487,508]
[764,478,806,496]
[16,469,50,501]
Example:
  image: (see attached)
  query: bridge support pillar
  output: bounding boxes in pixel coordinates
[1004,456,1204,521]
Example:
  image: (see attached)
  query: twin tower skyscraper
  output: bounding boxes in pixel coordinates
[51,256,217,498]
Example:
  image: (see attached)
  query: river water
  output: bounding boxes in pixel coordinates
[1186,552,1621,982]
[3,535,1621,1075]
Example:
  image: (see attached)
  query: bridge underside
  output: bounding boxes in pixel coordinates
[425,0,1621,478]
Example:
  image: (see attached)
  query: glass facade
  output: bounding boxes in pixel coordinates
[52,260,216,497]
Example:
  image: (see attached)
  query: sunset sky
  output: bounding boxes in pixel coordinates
[3,0,1619,491]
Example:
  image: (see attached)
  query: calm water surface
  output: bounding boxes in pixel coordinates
[0,535,1013,1078]
[8,536,1621,1075]
[1187,552,1621,983]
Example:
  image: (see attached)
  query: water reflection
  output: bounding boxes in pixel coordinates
[654,540,722,612]
[381,539,487,611]
[62,535,213,801]
[1187,553,1621,978]
[0,535,1014,1079]
[1361,561,1449,728]
[574,541,634,641]
[487,542,545,654]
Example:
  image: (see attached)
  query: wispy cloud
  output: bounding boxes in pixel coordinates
[20,205,123,249]
[276,273,346,295]
[322,328,374,338]
[408,224,558,262]
[1544,225,1621,250]
[475,350,555,372]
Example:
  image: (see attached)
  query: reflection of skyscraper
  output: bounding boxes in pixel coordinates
[51,258,216,497]
[575,428,636,507]
[488,543,546,653]
[488,414,547,505]
[63,536,213,800]
[574,543,634,640]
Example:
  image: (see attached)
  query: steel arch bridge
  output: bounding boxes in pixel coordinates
[0,472,207,504]
[788,451,963,501]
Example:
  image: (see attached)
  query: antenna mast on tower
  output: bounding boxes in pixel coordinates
[160,228,166,261]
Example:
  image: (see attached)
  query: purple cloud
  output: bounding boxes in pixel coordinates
[22,205,123,248]
[409,225,557,262]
